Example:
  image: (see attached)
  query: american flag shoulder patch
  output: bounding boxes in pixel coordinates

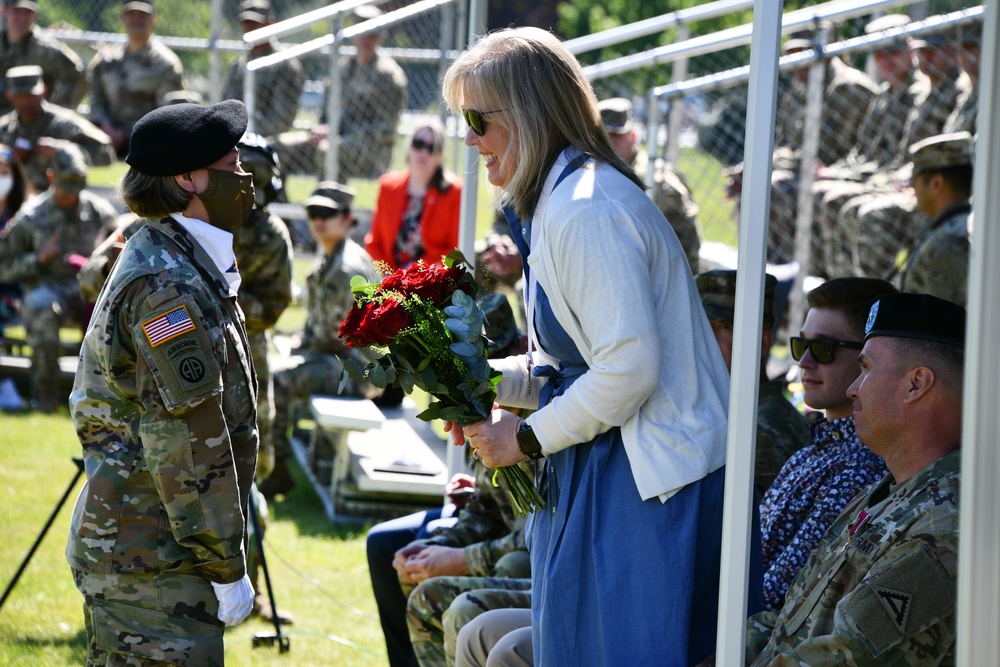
[142,305,196,347]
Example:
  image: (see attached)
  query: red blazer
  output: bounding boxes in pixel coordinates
[365,169,462,269]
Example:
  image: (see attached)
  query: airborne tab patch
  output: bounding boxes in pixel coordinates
[874,586,911,633]
[142,306,196,347]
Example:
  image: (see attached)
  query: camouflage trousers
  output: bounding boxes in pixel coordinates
[21,281,81,373]
[407,567,531,667]
[72,568,224,666]
[247,331,274,480]
[443,586,532,666]
[836,188,925,281]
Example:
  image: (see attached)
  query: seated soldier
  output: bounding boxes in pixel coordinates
[701,293,965,666]
[696,269,809,495]
[258,181,380,498]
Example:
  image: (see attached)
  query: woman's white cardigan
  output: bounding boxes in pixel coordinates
[492,149,731,501]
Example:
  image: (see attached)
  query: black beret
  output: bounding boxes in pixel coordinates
[125,100,248,177]
[864,293,966,347]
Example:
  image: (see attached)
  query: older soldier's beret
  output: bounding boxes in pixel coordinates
[598,98,633,134]
[864,293,965,347]
[126,100,248,177]
[306,181,355,211]
[5,65,43,95]
[909,131,973,176]
[695,269,777,326]
[52,143,89,193]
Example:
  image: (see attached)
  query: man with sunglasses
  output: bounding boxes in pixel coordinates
[758,277,894,611]
[261,181,381,498]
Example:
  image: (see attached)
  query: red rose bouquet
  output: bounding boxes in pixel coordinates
[339,250,543,517]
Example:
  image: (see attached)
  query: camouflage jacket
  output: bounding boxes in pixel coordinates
[301,236,376,355]
[66,216,258,585]
[754,380,809,496]
[326,51,407,146]
[0,101,114,192]
[747,450,960,666]
[415,457,531,577]
[943,82,977,136]
[87,38,185,131]
[0,188,117,288]
[223,40,304,138]
[232,207,293,336]
[898,72,967,168]
[901,203,970,308]
[649,156,702,274]
[0,27,86,114]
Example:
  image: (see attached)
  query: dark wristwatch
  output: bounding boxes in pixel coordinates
[516,420,544,460]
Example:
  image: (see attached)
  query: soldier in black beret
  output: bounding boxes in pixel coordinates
[68,99,260,664]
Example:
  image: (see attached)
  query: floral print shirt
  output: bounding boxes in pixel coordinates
[759,416,888,611]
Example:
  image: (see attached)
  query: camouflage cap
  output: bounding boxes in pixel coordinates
[122,0,154,14]
[237,0,271,24]
[353,4,383,20]
[909,131,973,175]
[864,292,965,347]
[598,98,633,134]
[51,143,89,193]
[5,0,38,11]
[864,14,910,34]
[480,291,521,356]
[5,65,43,95]
[695,269,777,326]
[306,181,354,211]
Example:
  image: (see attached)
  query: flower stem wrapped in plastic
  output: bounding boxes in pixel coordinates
[338,250,544,517]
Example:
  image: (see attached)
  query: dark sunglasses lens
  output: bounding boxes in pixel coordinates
[790,337,837,363]
[412,138,435,152]
[308,207,341,219]
[790,337,806,361]
[463,109,484,135]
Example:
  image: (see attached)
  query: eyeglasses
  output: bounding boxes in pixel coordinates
[789,336,863,364]
[307,206,345,219]
[462,107,504,136]
[410,137,437,153]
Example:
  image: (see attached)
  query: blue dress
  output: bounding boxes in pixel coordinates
[506,158,763,666]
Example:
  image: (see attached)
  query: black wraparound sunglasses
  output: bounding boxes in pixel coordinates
[462,107,504,136]
[789,336,863,364]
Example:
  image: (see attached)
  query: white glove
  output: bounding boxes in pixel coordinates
[211,574,255,626]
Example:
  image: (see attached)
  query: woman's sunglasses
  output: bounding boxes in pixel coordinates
[462,107,504,136]
[789,336,863,364]
[410,138,437,153]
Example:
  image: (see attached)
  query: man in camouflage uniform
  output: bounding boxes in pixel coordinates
[0,0,86,115]
[258,181,379,498]
[900,132,973,308]
[835,32,968,280]
[223,0,304,140]
[598,97,702,274]
[0,65,113,192]
[696,270,809,495]
[304,4,407,179]
[714,292,965,667]
[943,23,980,136]
[66,99,259,665]
[87,0,186,158]
[0,143,117,412]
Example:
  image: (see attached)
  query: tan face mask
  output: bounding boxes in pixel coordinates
[199,169,255,232]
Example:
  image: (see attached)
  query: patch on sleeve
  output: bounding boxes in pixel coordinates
[135,296,223,413]
[841,543,955,657]
[141,305,196,347]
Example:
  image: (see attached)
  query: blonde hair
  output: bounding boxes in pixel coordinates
[443,27,643,219]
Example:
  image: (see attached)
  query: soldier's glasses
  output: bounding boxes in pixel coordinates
[462,107,504,136]
[789,336,864,364]
[411,138,437,153]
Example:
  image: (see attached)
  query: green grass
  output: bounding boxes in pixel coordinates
[0,410,391,666]
[677,146,739,248]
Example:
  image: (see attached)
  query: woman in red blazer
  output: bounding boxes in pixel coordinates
[365,121,462,269]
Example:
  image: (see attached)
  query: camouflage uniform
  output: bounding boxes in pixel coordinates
[0,100,114,192]
[408,574,532,667]
[943,82,977,135]
[754,379,809,495]
[442,586,532,665]
[900,203,970,308]
[87,38,185,152]
[269,235,378,460]
[643,154,702,275]
[232,207,293,477]
[66,215,258,665]
[0,26,86,114]
[0,159,117,408]
[746,450,960,666]
[223,40,304,139]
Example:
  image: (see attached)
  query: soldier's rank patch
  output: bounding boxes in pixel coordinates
[142,305,196,347]
[873,586,911,632]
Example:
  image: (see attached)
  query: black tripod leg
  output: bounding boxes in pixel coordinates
[0,457,84,613]
[248,491,289,652]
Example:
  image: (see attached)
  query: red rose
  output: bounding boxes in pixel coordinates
[362,298,413,346]
[339,301,377,347]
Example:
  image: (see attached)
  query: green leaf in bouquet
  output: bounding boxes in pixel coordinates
[369,363,387,388]
[449,341,478,357]
[338,367,350,394]
[416,403,441,421]
[384,365,397,384]
[342,356,369,381]
[360,347,385,363]
[395,353,416,373]
[399,369,415,393]
[437,405,468,422]
[473,380,496,396]
[350,274,377,296]
[420,365,437,389]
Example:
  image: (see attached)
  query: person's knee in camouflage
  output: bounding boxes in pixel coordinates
[853,190,924,280]
[407,575,533,667]
[22,282,79,412]
[443,586,533,665]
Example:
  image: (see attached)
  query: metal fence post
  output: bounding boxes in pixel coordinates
[665,23,690,167]
[323,17,344,182]
[208,0,224,104]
